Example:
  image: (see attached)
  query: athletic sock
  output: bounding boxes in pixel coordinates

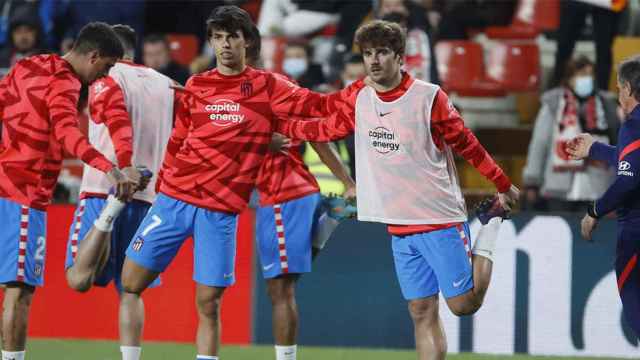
[2,350,25,360]
[196,356,218,360]
[120,346,141,360]
[94,195,126,232]
[312,213,339,251]
[471,217,502,262]
[275,345,297,360]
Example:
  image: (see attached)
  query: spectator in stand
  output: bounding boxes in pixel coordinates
[282,41,325,89]
[378,0,439,84]
[523,56,619,212]
[0,11,46,74]
[142,34,190,84]
[434,0,516,40]
[550,0,625,91]
[54,1,144,54]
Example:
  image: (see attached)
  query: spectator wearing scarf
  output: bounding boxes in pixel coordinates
[523,56,620,211]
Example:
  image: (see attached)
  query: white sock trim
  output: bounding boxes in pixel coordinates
[94,195,126,232]
[275,344,297,360]
[120,346,141,360]
[471,217,502,262]
[2,350,25,360]
[196,356,218,360]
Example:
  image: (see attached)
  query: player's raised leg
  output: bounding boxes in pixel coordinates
[65,195,126,292]
[445,194,514,316]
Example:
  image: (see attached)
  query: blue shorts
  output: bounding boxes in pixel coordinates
[125,194,238,287]
[64,197,159,290]
[256,192,322,278]
[392,223,473,300]
[0,198,46,286]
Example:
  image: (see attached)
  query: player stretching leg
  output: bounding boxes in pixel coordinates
[63,25,175,360]
[120,6,376,360]
[0,23,135,360]
[257,133,354,360]
[278,20,520,359]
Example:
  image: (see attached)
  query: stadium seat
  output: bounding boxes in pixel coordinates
[435,40,505,97]
[485,42,540,92]
[485,0,560,39]
[166,33,199,67]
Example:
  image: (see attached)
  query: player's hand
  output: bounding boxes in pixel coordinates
[581,213,598,241]
[498,184,520,212]
[566,133,595,160]
[269,133,291,154]
[343,184,356,201]
[106,167,137,202]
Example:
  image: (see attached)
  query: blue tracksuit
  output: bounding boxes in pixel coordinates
[589,104,640,335]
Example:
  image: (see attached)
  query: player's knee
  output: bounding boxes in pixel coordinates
[408,298,438,323]
[447,300,482,317]
[65,269,92,293]
[196,291,224,319]
[266,276,296,304]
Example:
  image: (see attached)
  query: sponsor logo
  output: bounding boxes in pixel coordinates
[618,161,634,176]
[368,127,400,154]
[223,272,234,279]
[132,236,144,252]
[263,263,275,271]
[205,99,245,127]
[453,278,466,288]
[619,161,631,171]
[379,111,392,117]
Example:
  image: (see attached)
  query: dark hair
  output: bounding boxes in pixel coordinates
[618,55,640,102]
[72,22,124,59]
[111,24,136,53]
[206,5,253,41]
[246,24,261,65]
[560,55,594,87]
[354,20,406,57]
[143,34,169,48]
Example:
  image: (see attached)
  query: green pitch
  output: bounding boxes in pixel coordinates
[26,339,627,360]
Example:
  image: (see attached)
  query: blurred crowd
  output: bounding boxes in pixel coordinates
[0,0,636,212]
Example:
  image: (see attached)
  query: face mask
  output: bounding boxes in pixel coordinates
[573,75,594,98]
[283,58,308,78]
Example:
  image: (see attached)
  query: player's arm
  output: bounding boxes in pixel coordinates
[89,77,133,168]
[588,141,618,167]
[591,129,640,217]
[310,142,355,197]
[48,74,115,173]
[431,89,512,194]
[270,75,360,141]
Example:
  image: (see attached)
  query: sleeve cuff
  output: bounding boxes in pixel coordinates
[117,151,133,168]
[495,175,512,194]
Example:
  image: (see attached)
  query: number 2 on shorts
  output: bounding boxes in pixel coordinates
[142,214,162,236]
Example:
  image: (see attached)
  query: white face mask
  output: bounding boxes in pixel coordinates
[283,58,308,79]
[573,75,594,98]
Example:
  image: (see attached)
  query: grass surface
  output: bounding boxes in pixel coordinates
[25,339,628,360]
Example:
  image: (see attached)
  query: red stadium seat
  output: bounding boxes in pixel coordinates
[485,0,560,39]
[435,41,505,97]
[485,42,540,91]
[166,34,199,67]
